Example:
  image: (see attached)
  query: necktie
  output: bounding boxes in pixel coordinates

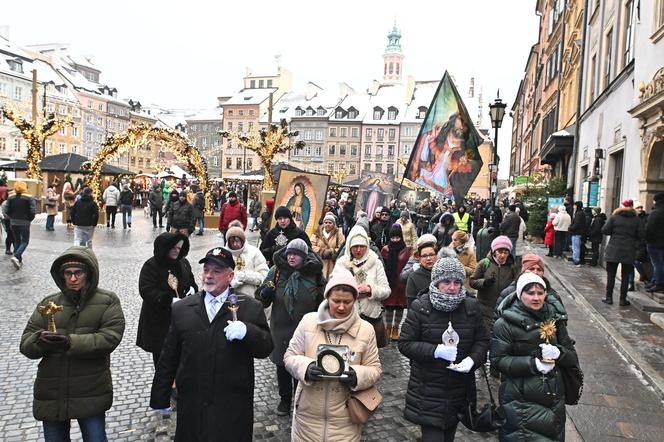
[209,297,220,322]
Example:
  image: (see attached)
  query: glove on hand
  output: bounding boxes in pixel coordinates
[230,279,242,289]
[305,362,325,382]
[535,358,555,374]
[38,331,71,353]
[234,271,245,284]
[260,286,276,302]
[484,277,496,288]
[339,368,358,387]
[448,356,474,373]
[539,343,561,360]
[224,320,247,341]
[434,344,458,362]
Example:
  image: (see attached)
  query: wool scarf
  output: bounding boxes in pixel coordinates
[429,286,466,312]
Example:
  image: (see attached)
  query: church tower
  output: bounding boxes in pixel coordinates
[383,21,404,83]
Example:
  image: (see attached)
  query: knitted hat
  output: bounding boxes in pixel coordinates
[416,234,437,252]
[491,235,513,252]
[633,200,643,209]
[655,193,664,203]
[348,226,370,248]
[400,209,410,218]
[13,181,27,194]
[265,198,275,213]
[274,206,292,220]
[452,230,469,243]
[521,254,544,273]
[60,260,87,272]
[356,210,367,220]
[284,238,308,258]
[324,269,359,298]
[430,256,466,286]
[380,206,390,215]
[622,199,633,208]
[389,223,403,238]
[355,216,370,234]
[323,213,337,224]
[225,222,246,242]
[516,273,546,300]
[228,191,237,198]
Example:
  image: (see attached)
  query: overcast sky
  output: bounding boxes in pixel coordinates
[4,0,539,178]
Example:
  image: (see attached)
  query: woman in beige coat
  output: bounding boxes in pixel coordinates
[311,213,345,279]
[284,269,382,442]
[449,230,477,291]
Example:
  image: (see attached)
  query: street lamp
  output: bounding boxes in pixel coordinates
[488,90,507,208]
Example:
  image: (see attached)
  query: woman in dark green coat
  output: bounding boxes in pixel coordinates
[491,273,579,441]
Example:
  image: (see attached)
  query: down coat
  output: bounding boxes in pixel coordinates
[256,249,325,366]
[284,304,382,442]
[136,233,197,354]
[311,224,345,279]
[491,293,579,442]
[229,243,269,298]
[470,253,518,330]
[333,226,391,319]
[20,246,125,421]
[398,293,489,430]
[601,207,642,264]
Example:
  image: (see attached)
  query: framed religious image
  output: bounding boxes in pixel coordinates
[354,171,395,217]
[273,170,330,239]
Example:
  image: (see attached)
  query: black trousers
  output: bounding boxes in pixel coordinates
[553,231,566,257]
[421,423,458,442]
[591,241,601,265]
[606,262,633,300]
[2,218,13,252]
[152,352,160,368]
[106,206,117,226]
[152,208,163,227]
[276,365,297,401]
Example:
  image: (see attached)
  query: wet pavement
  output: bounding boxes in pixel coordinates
[1,215,662,440]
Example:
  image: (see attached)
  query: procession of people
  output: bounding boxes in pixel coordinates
[7,172,625,441]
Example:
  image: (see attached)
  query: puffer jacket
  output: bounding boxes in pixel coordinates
[601,207,642,264]
[169,200,194,230]
[494,277,561,320]
[256,249,325,366]
[491,293,579,442]
[19,246,125,421]
[148,188,164,210]
[405,265,431,301]
[333,226,391,319]
[588,213,607,243]
[552,206,571,232]
[71,193,99,227]
[646,202,664,247]
[229,243,269,298]
[102,185,120,207]
[284,304,381,442]
[311,225,345,280]
[470,252,518,330]
[398,293,489,430]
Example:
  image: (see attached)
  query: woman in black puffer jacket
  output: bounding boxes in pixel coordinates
[399,256,489,441]
[491,273,579,442]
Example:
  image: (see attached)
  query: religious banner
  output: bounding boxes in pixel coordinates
[403,71,485,202]
[273,170,330,239]
[355,171,394,217]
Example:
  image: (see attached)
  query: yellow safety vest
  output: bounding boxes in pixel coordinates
[453,212,470,232]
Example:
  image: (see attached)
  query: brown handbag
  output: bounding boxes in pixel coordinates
[347,386,383,424]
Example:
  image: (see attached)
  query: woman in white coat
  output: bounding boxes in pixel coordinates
[333,225,391,347]
[284,269,382,442]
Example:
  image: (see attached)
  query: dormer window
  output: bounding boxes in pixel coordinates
[373,107,384,120]
[316,107,326,117]
[417,106,428,119]
[295,107,304,117]
[335,107,345,119]
[7,59,23,73]
[388,106,398,120]
[347,107,358,119]
[306,107,315,116]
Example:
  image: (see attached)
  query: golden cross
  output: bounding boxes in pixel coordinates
[38,301,64,332]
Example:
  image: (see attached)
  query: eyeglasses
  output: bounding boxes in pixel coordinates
[420,253,437,259]
[63,270,85,279]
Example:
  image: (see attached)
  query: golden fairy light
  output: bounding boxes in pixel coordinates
[332,164,348,185]
[1,105,73,179]
[221,119,304,191]
[89,124,212,214]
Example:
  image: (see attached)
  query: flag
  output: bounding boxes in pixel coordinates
[403,71,484,202]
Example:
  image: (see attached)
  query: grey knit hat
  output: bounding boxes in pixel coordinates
[430,256,465,287]
[284,238,309,258]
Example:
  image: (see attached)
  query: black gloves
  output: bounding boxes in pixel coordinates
[305,362,325,382]
[38,331,71,353]
[260,285,276,302]
[339,368,358,388]
[484,277,496,288]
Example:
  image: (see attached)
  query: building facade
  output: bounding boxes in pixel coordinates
[185,109,223,177]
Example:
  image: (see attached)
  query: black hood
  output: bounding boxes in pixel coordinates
[79,192,94,203]
[153,232,190,262]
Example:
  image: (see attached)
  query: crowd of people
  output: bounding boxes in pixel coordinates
[8,173,594,442]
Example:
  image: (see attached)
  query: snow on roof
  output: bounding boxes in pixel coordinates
[362,83,408,125]
[224,88,276,106]
[330,93,371,122]
[185,108,223,122]
[402,81,438,123]
[552,128,573,137]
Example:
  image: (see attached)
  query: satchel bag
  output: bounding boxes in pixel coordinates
[559,364,584,405]
[359,313,388,348]
[458,366,506,433]
[347,385,383,424]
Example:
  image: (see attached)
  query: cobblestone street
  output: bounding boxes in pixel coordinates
[1,215,662,441]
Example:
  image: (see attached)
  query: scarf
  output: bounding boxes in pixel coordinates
[386,240,406,287]
[229,244,245,257]
[323,228,333,240]
[429,285,466,312]
[316,299,359,333]
[283,267,301,319]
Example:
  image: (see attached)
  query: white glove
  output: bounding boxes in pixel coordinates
[434,344,457,362]
[234,271,245,284]
[230,279,242,289]
[224,320,247,341]
[539,343,560,360]
[171,297,180,305]
[535,358,555,374]
[448,356,474,373]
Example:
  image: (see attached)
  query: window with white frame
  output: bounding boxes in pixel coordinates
[46,141,52,154]
[375,163,382,173]
[97,116,103,126]
[330,127,337,137]
[387,145,394,156]
[335,108,344,119]
[314,145,322,156]
[86,114,93,124]
[377,128,384,141]
[364,163,371,172]
[377,145,383,156]
[213,156,219,167]
[98,103,104,111]
[86,132,92,142]
[622,0,634,67]
[306,107,315,116]
[365,128,372,140]
[387,164,394,176]
[14,139,21,151]
[373,108,383,120]
[351,145,358,156]
[13,86,22,101]
[236,158,242,169]
[87,100,92,109]
[388,128,396,140]
[348,109,358,119]
[340,127,347,138]
[226,157,232,169]
[350,164,356,175]
[340,144,347,156]
[0,82,6,97]
[315,130,323,140]
[317,107,326,116]
[72,126,78,137]
[328,163,335,174]
[47,103,55,113]
[604,28,614,88]
[365,145,372,157]
[97,133,103,143]
[388,109,397,120]
[72,144,78,153]
[328,144,336,155]
[59,142,66,153]
[351,127,359,138]
[0,137,5,151]
[59,127,67,136]
[304,131,312,141]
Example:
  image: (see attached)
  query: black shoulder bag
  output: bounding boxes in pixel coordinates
[458,365,506,433]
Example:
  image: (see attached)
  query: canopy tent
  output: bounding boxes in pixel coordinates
[0,153,133,175]
[230,162,309,183]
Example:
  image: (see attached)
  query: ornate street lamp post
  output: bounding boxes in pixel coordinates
[488,91,507,209]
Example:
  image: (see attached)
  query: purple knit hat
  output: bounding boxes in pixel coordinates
[491,235,513,252]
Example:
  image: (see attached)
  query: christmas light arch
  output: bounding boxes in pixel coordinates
[89,124,212,213]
